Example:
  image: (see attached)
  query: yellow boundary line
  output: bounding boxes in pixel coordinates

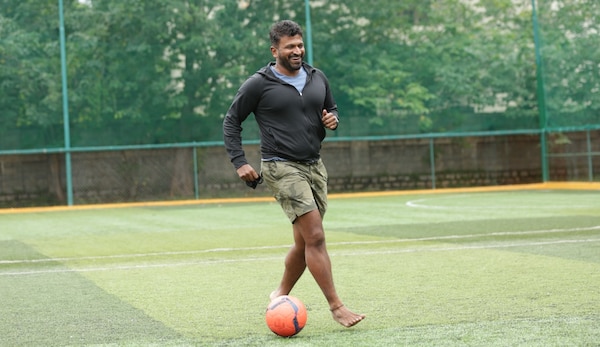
[1,182,598,215]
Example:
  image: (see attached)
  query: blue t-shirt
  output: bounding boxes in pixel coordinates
[270,66,307,94]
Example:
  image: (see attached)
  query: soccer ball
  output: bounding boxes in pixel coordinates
[265,295,307,337]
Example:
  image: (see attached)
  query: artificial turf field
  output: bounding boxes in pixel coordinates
[1,183,599,346]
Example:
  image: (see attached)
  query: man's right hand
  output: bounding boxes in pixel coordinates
[236,164,260,182]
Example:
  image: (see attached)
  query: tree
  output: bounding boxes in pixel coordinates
[309,0,435,136]
[0,1,65,150]
[411,0,540,131]
[2,0,599,151]
[64,0,174,146]
[536,0,600,128]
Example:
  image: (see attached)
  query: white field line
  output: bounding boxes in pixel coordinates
[335,238,600,256]
[1,225,599,266]
[0,256,284,276]
[405,195,600,210]
[1,238,599,277]
[0,245,291,265]
[331,225,600,245]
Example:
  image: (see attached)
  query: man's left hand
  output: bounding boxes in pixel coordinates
[322,109,339,130]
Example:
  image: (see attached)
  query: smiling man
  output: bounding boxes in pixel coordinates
[223,20,365,328]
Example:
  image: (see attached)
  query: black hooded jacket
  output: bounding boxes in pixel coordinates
[223,62,338,169]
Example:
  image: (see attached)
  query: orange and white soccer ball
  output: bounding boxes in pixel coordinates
[265,295,307,337]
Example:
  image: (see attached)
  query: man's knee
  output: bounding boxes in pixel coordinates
[303,229,326,247]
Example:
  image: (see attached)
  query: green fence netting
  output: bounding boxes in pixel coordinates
[0,0,598,207]
[2,0,598,150]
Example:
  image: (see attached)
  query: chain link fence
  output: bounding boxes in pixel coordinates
[0,0,598,207]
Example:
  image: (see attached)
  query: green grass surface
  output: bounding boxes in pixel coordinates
[1,190,599,346]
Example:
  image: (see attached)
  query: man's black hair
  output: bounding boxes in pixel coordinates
[269,20,303,47]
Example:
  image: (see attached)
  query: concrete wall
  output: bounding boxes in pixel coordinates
[1,132,598,207]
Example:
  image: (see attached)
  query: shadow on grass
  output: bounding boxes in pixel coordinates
[0,240,190,346]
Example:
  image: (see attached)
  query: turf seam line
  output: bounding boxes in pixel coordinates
[1,238,598,277]
[1,225,599,265]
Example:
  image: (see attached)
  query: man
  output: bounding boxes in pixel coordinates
[223,20,365,328]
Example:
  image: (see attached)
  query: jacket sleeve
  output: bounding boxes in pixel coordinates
[223,75,261,169]
[321,71,339,129]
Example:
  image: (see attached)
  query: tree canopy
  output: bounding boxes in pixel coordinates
[0,0,598,150]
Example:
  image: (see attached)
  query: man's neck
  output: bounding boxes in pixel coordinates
[274,64,300,77]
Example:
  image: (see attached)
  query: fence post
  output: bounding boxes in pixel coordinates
[193,146,200,199]
[304,0,313,65]
[531,0,549,182]
[586,129,593,181]
[58,0,74,205]
[429,137,436,189]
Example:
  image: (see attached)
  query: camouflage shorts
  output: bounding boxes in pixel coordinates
[260,159,328,223]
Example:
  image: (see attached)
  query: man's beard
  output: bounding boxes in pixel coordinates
[278,53,303,72]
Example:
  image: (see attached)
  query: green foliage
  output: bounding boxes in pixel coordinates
[0,0,599,150]
[0,6,63,148]
[536,0,600,127]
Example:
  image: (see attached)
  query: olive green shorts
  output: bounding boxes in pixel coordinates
[261,159,328,224]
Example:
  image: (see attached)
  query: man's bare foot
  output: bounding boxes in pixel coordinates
[269,290,285,301]
[330,304,365,327]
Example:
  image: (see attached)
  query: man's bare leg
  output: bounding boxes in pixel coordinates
[270,226,307,301]
[286,209,365,327]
